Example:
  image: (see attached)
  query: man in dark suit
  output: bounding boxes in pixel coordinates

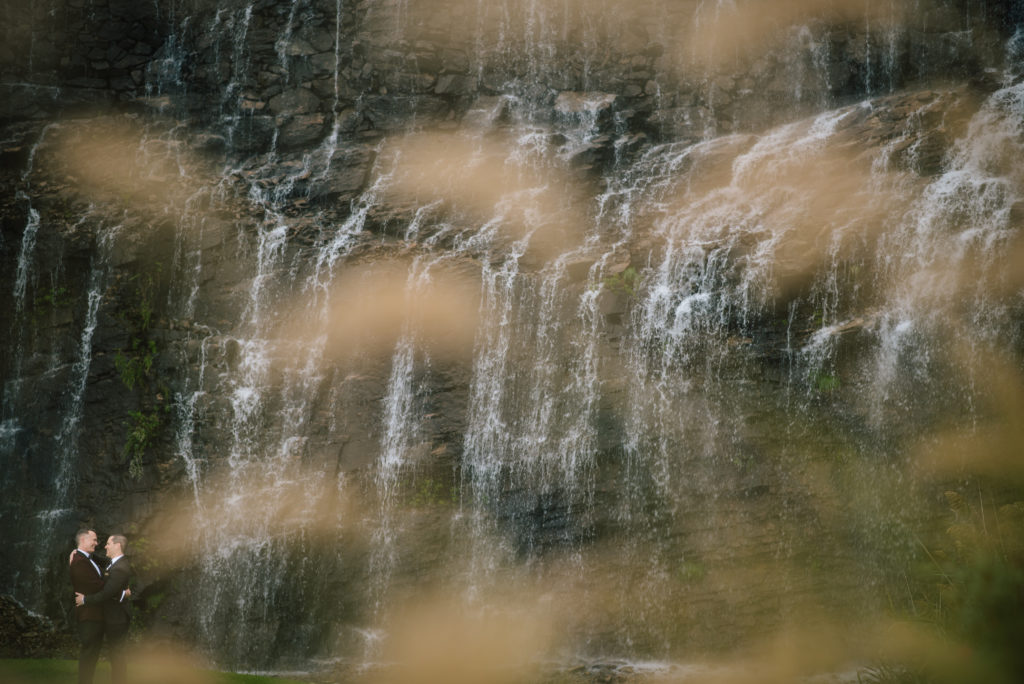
[69,529,107,684]
[75,534,132,684]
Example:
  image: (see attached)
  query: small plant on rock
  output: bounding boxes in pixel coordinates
[114,265,168,479]
[122,410,160,479]
[603,266,641,296]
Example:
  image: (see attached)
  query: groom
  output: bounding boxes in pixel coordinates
[75,533,132,684]
[69,529,106,684]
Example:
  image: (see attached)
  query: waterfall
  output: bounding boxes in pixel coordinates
[181,9,1024,669]
[12,204,39,314]
[3,0,1024,677]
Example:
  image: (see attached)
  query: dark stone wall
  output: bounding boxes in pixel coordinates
[0,0,168,119]
[4,0,1022,143]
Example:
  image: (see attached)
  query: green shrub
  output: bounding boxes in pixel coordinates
[114,338,158,390]
[122,410,160,479]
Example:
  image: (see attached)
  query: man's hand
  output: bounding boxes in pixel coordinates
[75,592,84,607]
[124,587,131,598]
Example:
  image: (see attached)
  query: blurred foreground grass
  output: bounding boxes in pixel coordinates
[0,659,310,684]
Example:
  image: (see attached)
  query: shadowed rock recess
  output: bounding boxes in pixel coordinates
[2,0,1024,678]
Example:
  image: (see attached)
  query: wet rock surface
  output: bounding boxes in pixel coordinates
[2,0,1023,674]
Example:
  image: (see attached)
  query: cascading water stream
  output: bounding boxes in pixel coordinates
[867,80,1024,419]
[11,203,39,315]
[460,238,531,592]
[4,125,68,538]
[53,225,122,502]
[7,123,61,368]
[365,258,437,646]
[276,0,305,85]
[177,128,383,667]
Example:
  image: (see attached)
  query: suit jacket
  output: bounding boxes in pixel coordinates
[83,557,132,626]
[70,551,106,622]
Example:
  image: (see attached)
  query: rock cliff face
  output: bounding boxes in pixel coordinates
[2,0,1023,673]
[5,0,1018,143]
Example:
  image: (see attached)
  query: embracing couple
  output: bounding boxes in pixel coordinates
[69,529,132,684]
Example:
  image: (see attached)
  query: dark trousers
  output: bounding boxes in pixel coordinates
[77,620,104,684]
[105,620,130,684]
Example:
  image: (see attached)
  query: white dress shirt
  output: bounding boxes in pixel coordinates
[77,550,127,602]
[77,549,102,576]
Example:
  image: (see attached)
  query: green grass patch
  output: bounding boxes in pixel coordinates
[0,659,310,684]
